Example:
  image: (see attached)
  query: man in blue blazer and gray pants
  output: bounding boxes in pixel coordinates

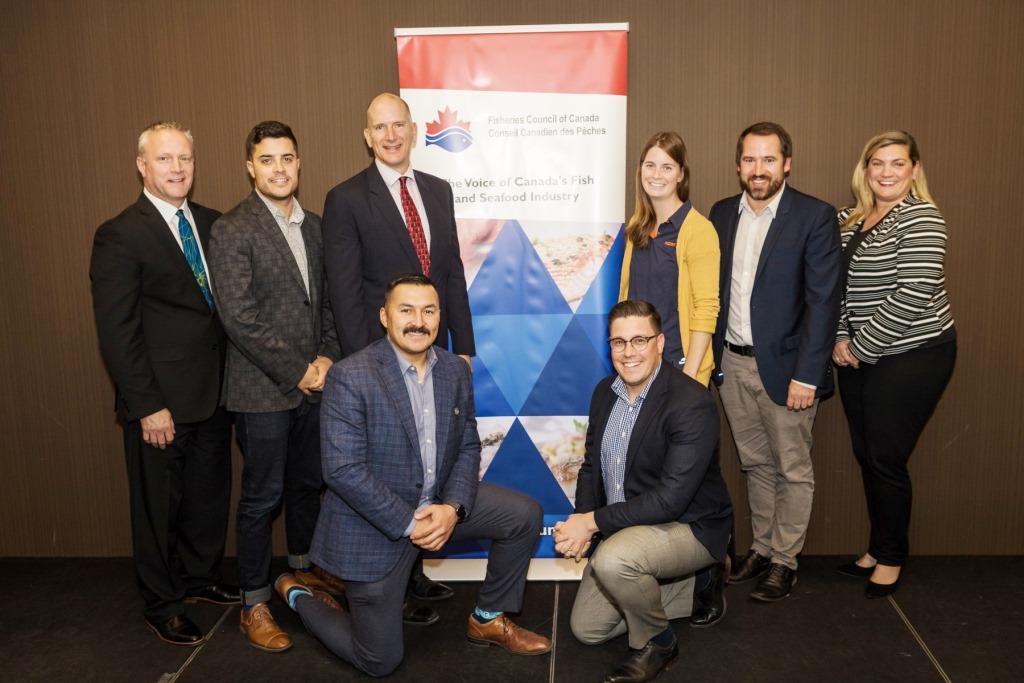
[710,122,840,602]
[275,274,551,676]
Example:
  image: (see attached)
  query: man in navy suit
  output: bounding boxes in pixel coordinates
[709,122,840,602]
[275,275,550,677]
[323,92,474,613]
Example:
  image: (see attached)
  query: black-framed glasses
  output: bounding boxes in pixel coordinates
[608,334,658,353]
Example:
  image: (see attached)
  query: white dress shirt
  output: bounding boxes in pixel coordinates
[375,158,432,247]
[726,183,786,347]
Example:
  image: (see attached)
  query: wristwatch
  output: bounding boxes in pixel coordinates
[445,501,467,523]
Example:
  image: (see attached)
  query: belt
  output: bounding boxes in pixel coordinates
[724,341,756,357]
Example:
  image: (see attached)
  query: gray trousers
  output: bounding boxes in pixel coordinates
[570,522,715,649]
[718,349,817,569]
[295,483,542,677]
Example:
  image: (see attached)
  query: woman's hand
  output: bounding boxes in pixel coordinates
[833,340,860,369]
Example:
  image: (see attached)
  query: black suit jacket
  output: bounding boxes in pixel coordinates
[574,363,733,561]
[90,194,225,423]
[322,162,475,357]
[709,186,841,405]
[208,191,341,412]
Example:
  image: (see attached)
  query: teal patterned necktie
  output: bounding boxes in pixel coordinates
[175,209,213,308]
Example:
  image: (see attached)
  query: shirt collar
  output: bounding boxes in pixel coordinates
[738,181,786,218]
[611,362,662,405]
[143,188,190,225]
[663,200,691,230]
[376,158,415,189]
[388,338,437,379]
[256,190,304,226]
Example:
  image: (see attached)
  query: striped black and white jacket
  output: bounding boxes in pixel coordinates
[837,193,954,364]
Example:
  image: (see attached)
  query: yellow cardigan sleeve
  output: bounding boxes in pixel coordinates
[678,210,720,335]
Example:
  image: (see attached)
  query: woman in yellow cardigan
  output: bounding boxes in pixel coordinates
[619,131,720,386]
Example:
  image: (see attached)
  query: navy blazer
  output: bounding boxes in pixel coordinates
[709,186,841,406]
[322,162,475,358]
[574,363,733,561]
[90,194,225,423]
[310,338,480,582]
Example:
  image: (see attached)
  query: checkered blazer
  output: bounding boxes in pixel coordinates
[208,191,341,412]
[310,338,480,582]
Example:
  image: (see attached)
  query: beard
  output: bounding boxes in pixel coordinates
[740,174,784,201]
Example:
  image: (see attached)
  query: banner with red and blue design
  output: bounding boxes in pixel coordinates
[396,23,629,579]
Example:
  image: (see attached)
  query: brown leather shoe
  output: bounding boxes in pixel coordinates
[274,573,341,611]
[293,566,346,596]
[239,603,292,652]
[466,614,551,655]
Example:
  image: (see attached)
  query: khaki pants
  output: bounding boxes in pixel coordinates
[569,522,715,649]
[719,349,817,570]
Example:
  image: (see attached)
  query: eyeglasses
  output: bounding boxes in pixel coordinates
[608,334,658,353]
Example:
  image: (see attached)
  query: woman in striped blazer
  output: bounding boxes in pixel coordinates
[832,131,956,598]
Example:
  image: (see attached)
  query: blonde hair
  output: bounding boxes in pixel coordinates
[626,132,690,249]
[844,130,933,229]
[137,121,193,157]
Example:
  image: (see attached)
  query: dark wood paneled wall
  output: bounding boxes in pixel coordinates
[2,0,1021,556]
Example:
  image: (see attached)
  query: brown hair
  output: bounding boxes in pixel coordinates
[608,299,662,334]
[625,132,690,249]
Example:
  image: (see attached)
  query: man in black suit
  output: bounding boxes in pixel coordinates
[709,122,840,601]
[556,300,733,683]
[322,92,475,612]
[208,121,343,653]
[90,121,236,646]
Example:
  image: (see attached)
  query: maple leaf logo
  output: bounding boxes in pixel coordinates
[425,107,471,136]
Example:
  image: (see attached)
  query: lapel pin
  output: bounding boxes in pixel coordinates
[454,407,460,415]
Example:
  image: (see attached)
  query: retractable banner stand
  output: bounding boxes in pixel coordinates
[396,23,629,580]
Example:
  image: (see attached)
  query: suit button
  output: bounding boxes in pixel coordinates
[415,483,423,489]
[303,300,310,306]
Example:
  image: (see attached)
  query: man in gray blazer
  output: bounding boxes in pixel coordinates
[208,121,342,653]
[275,275,550,677]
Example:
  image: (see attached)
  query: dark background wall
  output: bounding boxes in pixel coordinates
[2,0,1021,557]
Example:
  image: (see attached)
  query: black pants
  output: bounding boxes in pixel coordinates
[837,341,956,566]
[235,398,323,606]
[123,407,232,621]
[295,483,542,677]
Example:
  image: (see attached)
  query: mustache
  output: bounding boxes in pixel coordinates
[403,325,431,335]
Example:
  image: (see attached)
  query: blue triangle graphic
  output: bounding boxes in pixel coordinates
[482,420,573,514]
[575,313,614,366]
[473,314,572,414]
[520,317,613,416]
[577,226,626,314]
[468,220,572,316]
[471,356,515,417]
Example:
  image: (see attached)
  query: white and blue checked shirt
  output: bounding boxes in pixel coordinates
[600,364,662,504]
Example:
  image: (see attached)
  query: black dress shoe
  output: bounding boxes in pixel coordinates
[866,577,901,599]
[145,614,204,646]
[605,634,678,683]
[185,583,240,606]
[409,571,455,601]
[728,549,771,584]
[690,562,726,628]
[749,563,797,602]
[402,600,440,626]
[836,561,875,578]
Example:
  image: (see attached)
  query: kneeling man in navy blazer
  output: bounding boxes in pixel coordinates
[275,274,551,676]
[556,300,732,683]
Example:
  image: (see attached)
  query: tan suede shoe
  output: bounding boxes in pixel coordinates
[466,614,551,655]
[293,566,346,596]
[239,603,292,652]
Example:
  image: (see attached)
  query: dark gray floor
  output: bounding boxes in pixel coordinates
[1,557,1021,682]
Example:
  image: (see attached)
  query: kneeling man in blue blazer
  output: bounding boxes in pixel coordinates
[275,274,551,676]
